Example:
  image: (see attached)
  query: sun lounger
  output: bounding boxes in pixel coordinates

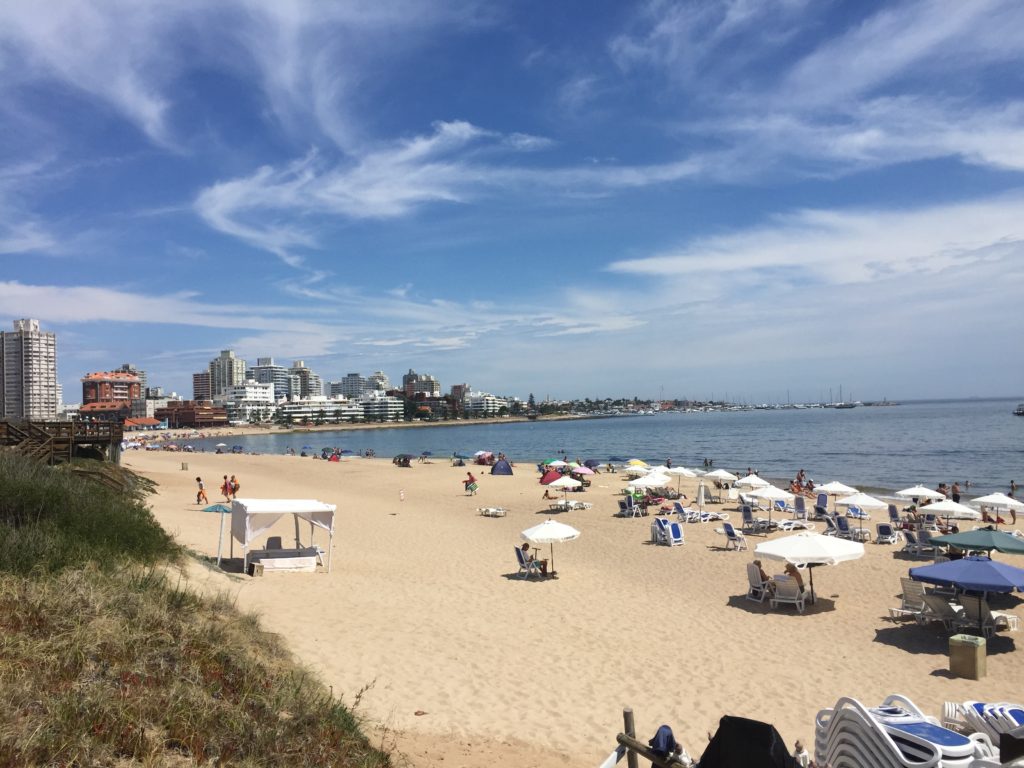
[746,562,770,603]
[962,700,1024,744]
[815,694,990,768]
[719,522,747,551]
[776,518,815,531]
[876,522,900,545]
[888,577,926,622]
[667,520,685,546]
[793,495,809,520]
[769,576,806,613]
[478,506,507,517]
[916,594,968,632]
[958,595,1020,637]
[741,505,772,534]
[814,493,829,519]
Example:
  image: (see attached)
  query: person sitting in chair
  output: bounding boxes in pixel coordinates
[521,542,547,575]
[784,563,805,593]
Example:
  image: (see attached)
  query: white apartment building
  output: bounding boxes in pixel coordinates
[464,391,509,417]
[222,380,275,424]
[209,349,246,397]
[402,368,440,397]
[359,391,404,421]
[248,357,292,400]
[276,396,363,424]
[0,318,58,420]
[367,370,390,391]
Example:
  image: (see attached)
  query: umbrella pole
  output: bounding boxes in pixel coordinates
[550,543,556,577]
[217,510,225,567]
[809,566,816,604]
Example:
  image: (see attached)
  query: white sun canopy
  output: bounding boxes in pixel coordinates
[229,498,337,573]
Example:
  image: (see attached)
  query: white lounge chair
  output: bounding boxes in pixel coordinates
[887,577,926,622]
[875,522,900,545]
[667,520,685,546]
[746,562,770,603]
[958,595,1020,637]
[515,546,543,579]
[916,594,967,632]
[770,577,806,613]
[719,522,747,551]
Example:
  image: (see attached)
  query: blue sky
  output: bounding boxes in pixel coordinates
[2,0,1023,403]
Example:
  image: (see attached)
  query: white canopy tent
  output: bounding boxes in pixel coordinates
[226,498,337,573]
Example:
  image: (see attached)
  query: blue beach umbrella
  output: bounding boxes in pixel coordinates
[909,556,1024,594]
[609,456,626,463]
[583,459,602,468]
[203,504,233,567]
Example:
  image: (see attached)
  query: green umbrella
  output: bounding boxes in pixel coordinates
[930,529,1024,556]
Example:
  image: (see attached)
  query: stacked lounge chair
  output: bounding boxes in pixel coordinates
[959,701,1024,746]
[815,694,996,767]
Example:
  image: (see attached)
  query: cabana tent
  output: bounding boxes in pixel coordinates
[491,459,513,475]
[226,498,336,574]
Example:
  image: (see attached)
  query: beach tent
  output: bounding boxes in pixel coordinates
[227,498,336,574]
[699,716,799,768]
[491,459,513,475]
[540,470,563,485]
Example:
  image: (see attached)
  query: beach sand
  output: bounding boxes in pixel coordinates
[126,451,1024,767]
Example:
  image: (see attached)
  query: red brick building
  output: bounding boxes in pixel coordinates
[82,371,142,405]
[153,400,228,429]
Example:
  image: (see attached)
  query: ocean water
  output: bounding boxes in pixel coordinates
[186,399,1023,496]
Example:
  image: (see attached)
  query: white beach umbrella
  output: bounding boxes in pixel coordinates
[895,485,946,501]
[666,466,698,492]
[835,492,888,510]
[521,519,580,576]
[970,493,1024,512]
[623,466,650,478]
[705,469,738,482]
[546,460,568,468]
[735,473,770,489]
[921,499,981,521]
[630,473,671,488]
[548,475,582,501]
[754,532,865,603]
[818,481,859,496]
[749,485,795,502]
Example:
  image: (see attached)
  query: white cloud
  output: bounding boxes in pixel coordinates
[609,194,1024,285]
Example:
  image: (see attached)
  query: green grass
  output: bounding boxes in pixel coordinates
[0,452,390,767]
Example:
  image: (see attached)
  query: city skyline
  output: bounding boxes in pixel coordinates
[2,1,1023,402]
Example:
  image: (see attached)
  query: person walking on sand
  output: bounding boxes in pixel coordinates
[464,471,478,495]
[220,475,232,502]
[229,474,240,499]
[195,477,208,504]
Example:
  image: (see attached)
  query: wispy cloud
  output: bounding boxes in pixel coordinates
[609,194,1024,285]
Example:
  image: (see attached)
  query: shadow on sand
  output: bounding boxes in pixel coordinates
[873,623,1016,656]
[725,594,837,615]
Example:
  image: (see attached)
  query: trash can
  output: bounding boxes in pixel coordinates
[949,634,986,679]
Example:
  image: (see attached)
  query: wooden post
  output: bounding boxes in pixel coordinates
[623,708,639,768]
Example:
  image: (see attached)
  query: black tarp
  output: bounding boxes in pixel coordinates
[698,716,799,768]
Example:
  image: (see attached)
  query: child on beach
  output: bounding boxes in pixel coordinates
[230,475,240,498]
[195,477,208,504]
[221,475,232,502]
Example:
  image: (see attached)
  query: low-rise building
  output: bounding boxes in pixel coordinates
[222,380,276,424]
[276,396,363,425]
[464,391,509,417]
[359,391,404,422]
[154,400,229,429]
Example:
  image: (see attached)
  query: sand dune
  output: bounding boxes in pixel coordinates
[127,451,1024,767]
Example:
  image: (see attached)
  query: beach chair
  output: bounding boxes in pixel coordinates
[888,504,903,527]
[721,522,747,551]
[266,536,284,550]
[834,515,855,540]
[741,505,770,534]
[465,482,478,496]
[793,495,809,521]
[704,486,722,504]
[958,595,1020,637]
[920,513,940,531]
[770,577,806,613]
[901,529,923,556]
[888,577,926,622]
[813,493,829,519]
[846,504,870,520]
[652,517,670,545]
[823,515,839,536]
[745,562,770,603]
[916,529,938,557]
[776,518,815,531]
[515,547,543,579]
[916,594,968,632]
[875,522,900,545]
[673,501,697,523]
[667,521,685,546]
[962,701,1024,744]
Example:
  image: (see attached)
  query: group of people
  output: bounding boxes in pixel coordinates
[753,559,805,596]
[787,469,817,498]
[194,474,240,504]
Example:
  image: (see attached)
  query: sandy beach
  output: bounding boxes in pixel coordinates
[125,451,1024,767]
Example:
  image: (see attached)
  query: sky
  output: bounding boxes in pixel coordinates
[2,0,1023,404]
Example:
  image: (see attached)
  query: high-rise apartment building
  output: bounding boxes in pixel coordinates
[209,349,246,397]
[288,360,323,398]
[335,373,367,398]
[192,371,212,401]
[248,357,291,400]
[0,318,58,419]
[367,370,390,391]
[402,368,440,397]
[115,363,147,394]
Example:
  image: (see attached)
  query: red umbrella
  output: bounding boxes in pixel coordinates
[540,470,562,485]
